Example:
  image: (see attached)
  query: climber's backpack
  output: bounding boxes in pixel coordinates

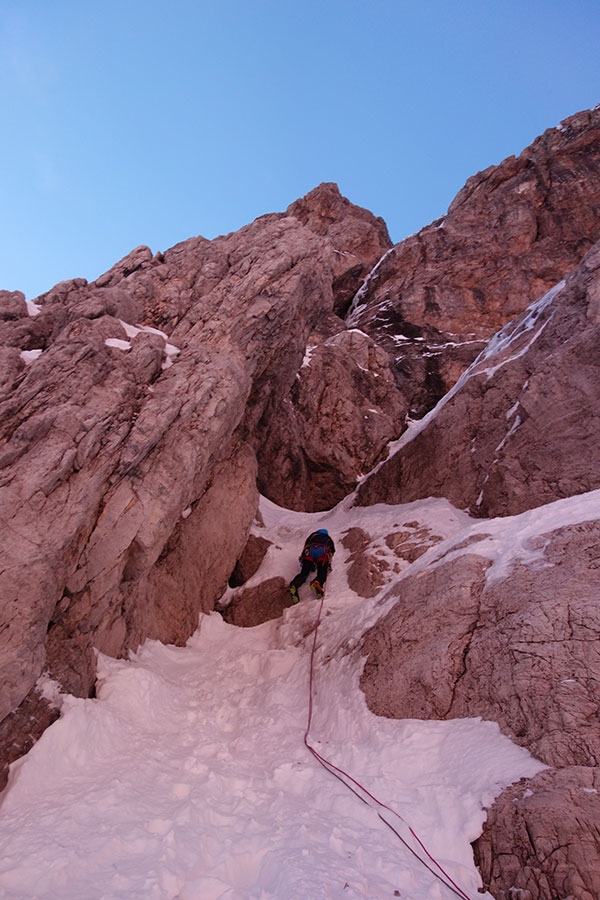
[305,541,329,563]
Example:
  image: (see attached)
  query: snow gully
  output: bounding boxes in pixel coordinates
[303,593,475,900]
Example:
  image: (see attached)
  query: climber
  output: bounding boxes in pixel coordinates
[289,529,335,602]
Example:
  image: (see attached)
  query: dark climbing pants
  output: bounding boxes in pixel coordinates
[291,559,329,591]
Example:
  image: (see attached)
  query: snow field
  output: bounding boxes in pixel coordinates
[0,491,581,899]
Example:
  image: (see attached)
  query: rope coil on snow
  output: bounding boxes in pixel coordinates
[303,593,474,900]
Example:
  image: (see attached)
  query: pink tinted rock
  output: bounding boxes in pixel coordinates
[351,106,600,415]
[356,240,600,517]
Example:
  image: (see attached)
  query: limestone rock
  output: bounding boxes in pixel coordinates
[341,527,389,599]
[258,328,408,511]
[0,214,331,724]
[2,123,599,898]
[360,553,490,720]
[222,577,293,627]
[0,291,27,321]
[340,521,443,599]
[0,186,397,783]
[356,239,600,517]
[474,767,600,900]
[361,520,600,766]
[350,106,600,414]
[360,517,600,898]
[287,182,393,315]
[343,527,393,599]
[229,534,272,588]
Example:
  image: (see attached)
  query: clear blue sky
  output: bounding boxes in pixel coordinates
[2,0,599,299]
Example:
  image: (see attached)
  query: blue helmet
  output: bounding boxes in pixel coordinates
[316,528,329,535]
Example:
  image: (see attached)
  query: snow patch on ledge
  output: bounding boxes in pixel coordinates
[105,338,132,351]
[35,673,65,710]
[405,488,600,588]
[116,320,181,369]
[26,300,42,317]
[301,344,317,368]
[20,349,44,364]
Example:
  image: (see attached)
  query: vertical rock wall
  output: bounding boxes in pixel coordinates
[349,107,600,415]
[356,240,600,517]
[0,186,402,778]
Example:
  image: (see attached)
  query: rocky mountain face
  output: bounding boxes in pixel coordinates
[356,238,600,517]
[1,108,600,898]
[0,184,396,780]
[358,513,600,897]
[349,106,600,416]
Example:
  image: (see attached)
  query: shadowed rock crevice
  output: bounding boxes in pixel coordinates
[228,534,272,588]
[0,686,60,792]
[255,328,408,511]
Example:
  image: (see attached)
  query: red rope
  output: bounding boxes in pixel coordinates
[303,593,474,900]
